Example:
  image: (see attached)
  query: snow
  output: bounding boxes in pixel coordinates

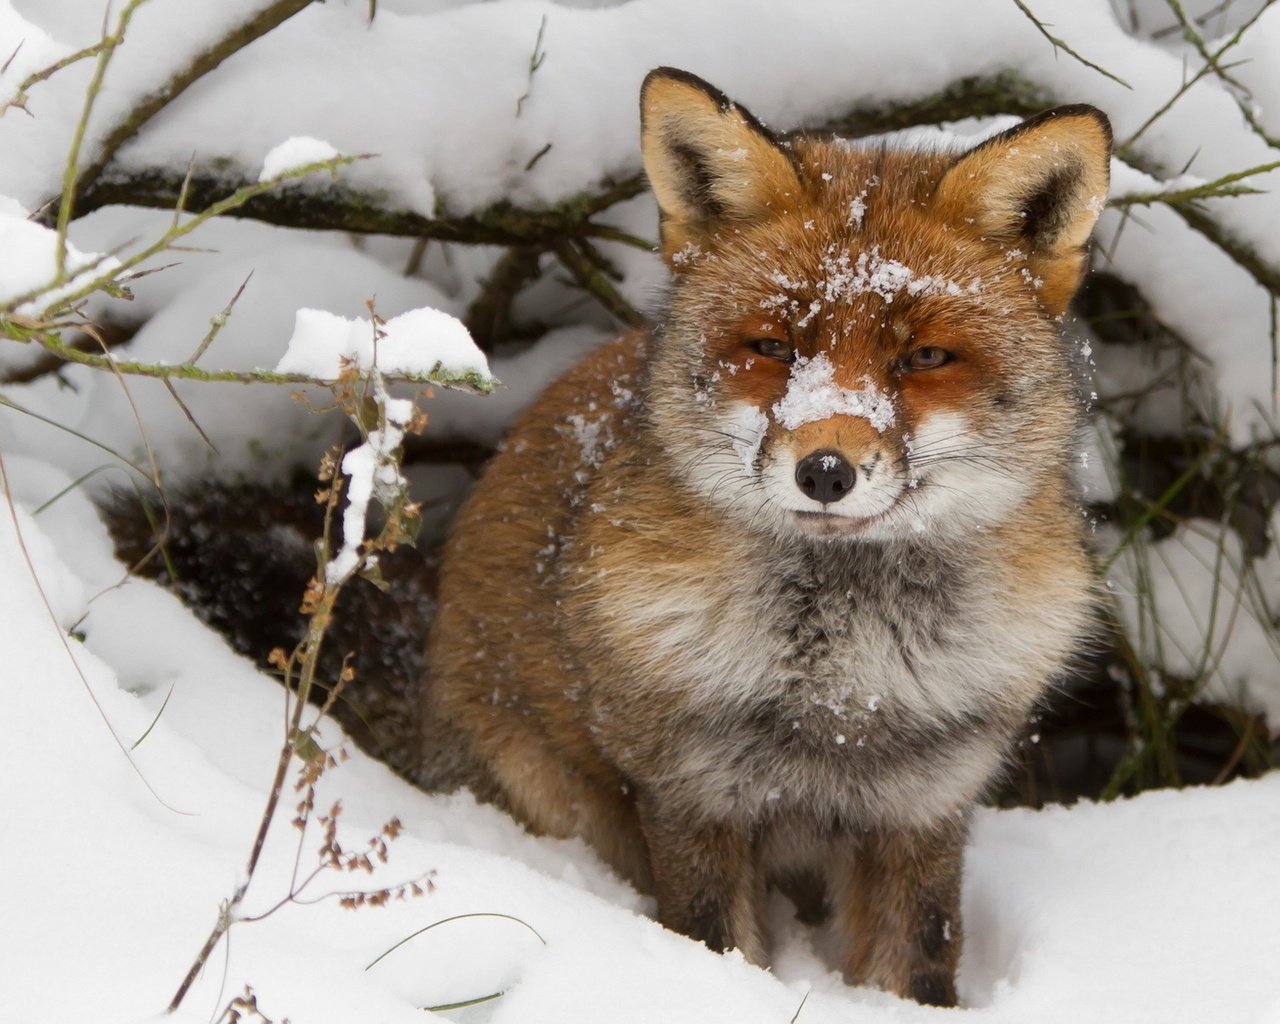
[0,195,122,314]
[276,306,491,382]
[3,457,1280,1024]
[329,386,413,583]
[2,0,1280,1021]
[773,352,896,431]
[259,136,344,182]
[730,403,769,472]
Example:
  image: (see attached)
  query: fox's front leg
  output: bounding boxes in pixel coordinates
[636,789,767,964]
[832,818,968,1007]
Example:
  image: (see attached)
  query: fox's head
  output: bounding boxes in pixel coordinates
[639,69,1111,544]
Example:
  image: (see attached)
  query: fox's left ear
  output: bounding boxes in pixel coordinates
[641,68,802,265]
[935,105,1112,316]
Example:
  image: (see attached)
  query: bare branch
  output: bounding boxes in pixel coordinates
[1009,0,1132,89]
[56,0,319,227]
[553,239,645,329]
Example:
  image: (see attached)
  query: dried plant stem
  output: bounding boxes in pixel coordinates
[165,578,340,1013]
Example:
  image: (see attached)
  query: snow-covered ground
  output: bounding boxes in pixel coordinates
[2,0,1280,1021]
[4,458,1279,1024]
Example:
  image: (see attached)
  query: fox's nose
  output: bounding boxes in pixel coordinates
[795,451,855,504]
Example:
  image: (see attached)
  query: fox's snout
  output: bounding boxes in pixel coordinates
[794,449,856,504]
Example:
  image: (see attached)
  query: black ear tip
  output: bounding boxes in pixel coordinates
[1025,103,1113,150]
[1047,103,1113,144]
[640,67,733,110]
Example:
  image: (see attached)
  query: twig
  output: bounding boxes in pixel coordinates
[54,0,149,278]
[1009,0,1132,89]
[1161,0,1280,150]
[167,364,425,1011]
[0,448,186,814]
[524,141,552,172]
[0,318,136,384]
[464,245,546,348]
[23,328,493,393]
[515,15,548,117]
[76,165,651,246]
[57,0,319,228]
[553,239,646,328]
[1109,159,1280,208]
[188,271,254,364]
[72,72,1053,246]
[1,36,114,117]
[1124,0,1277,148]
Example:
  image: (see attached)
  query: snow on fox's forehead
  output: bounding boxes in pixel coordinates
[773,353,895,432]
[762,244,975,328]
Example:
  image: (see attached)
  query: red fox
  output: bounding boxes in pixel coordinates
[428,69,1109,1005]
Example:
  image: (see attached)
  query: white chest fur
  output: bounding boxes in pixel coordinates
[579,537,1080,830]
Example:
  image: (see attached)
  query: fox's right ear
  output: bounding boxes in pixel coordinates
[641,68,801,265]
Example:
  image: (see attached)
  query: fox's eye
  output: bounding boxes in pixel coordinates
[749,338,795,363]
[903,346,953,371]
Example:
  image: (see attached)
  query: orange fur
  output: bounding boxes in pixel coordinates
[427,69,1110,1006]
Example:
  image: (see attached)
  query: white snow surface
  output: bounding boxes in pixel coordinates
[2,2,1280,1021]
[0,196,122,313]
[3,455,1280,1024]
[277,306,491,381]
[259,135,344,182]
[1,0,1280,441]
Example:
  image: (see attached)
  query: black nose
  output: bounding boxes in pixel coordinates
[795,451,855,504]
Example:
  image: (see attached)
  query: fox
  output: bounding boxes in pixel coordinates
[427,68,1110,1005]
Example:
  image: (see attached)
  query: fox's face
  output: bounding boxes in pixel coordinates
[639,71,1111,543]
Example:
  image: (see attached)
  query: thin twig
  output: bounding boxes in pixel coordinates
[515,14,548,117]
[1124,0,1277,148]
[1162,0,1280,150]
[162,378,219,453]
[553,239,646,328]
[1,36,114,117]
[188,271,254,364]
[59,0,319,226]
[1009,0,1132,89]
[54,0,149,278]
[1109,159,1280,208]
